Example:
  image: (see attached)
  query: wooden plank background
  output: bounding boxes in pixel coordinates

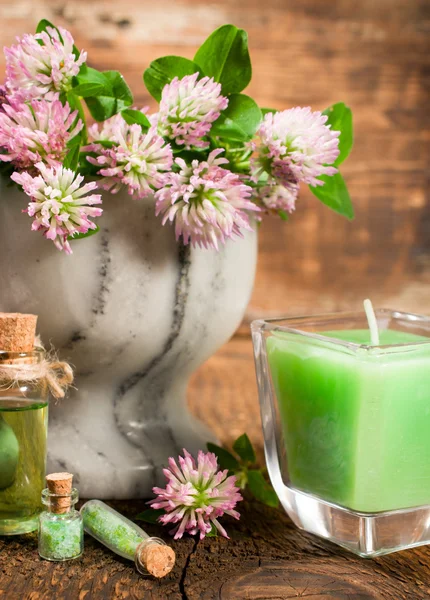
[0,0,428,316]
[0,0,429,447]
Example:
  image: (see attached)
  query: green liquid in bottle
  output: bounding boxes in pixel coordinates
[0,398,48,534]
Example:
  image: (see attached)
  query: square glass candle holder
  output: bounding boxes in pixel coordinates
[251,309,430,557]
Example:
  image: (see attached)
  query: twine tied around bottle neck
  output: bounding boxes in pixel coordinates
[0,338,74,399]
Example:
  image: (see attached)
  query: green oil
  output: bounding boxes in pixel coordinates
[0,398,48,534]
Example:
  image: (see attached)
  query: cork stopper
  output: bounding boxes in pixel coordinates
[46,472,74,514]
[0,313,37,352]
[137,541,176,578]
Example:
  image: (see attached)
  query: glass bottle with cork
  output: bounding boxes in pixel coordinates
[38,472,84,561]
[0,312,48,535]
[81,499,175,578]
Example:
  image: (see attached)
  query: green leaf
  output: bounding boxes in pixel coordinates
[36,19,57,35]
[210,119,249,143]
[135,508,164,524]
[144,56,203,101]
[68,225,100,241]
[85,70,133,121]
[261,108,277,116]
[234,468,249,489]
[310,172,354,219]
[194,24,251,94]
[72,82,107,98]
[94,140,116,148]
[85,96,119,121]
[206,522,218,537]
[207,443,240,471]
[67,91,85,115]
[173,148,208,162]
[66,129,82,149]
[278,210,289,221]
[322,102,353,166]
[247,470,279,508]
[36,19,80,59]
[74,66,109,86]
[63,125,83,170]
[66,92,87,135]
[63,143,80,171]
[121,108,151,129]
[211,94,262,142]
[78,153,100,177]
[78,62,88,76]
[232,433,256,464]
[103,70,133,103]
[72,68,110,98]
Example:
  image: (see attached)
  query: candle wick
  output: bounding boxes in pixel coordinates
[363,299,380,345]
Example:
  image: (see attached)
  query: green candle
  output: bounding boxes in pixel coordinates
[267,326,430,513]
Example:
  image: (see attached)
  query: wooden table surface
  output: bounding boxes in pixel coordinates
[0,0,429,597]
[1,339,430,599]
[1,479,430,599]
[3,496,430,600]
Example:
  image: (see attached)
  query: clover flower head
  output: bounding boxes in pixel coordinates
[252,107,340,187]
[157,73,228,149]
[87,113,128,144]
[259,182,299,213]
[149,449,242,539]
[11,162,102,254]
[0,85,15,111]
[86,115,173,199]
[4,26,87,98]
[0,94,83,170]
[87,108,151,143]
[155,149,260,250]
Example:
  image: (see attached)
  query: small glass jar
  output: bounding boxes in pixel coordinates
[81,500,172,576]
[252,309,430,557]
[0,348,48,535]
[38,488,83,561]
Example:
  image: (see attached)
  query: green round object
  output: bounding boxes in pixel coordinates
[0,417,19,489]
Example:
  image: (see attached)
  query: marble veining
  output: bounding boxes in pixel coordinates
[116,243,191,399]
[0,179,257,498]
[114,243,192,486]
[92,230,112,317]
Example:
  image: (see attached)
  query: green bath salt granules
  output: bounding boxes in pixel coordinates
[38,472,83,562]
[80,500,175,578]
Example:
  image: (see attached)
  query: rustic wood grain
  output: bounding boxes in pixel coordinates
[0,2,429,597]
[0,339,429,598]
[0,0,428,317]
[189,336,262,450]
[1,497,429,599]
